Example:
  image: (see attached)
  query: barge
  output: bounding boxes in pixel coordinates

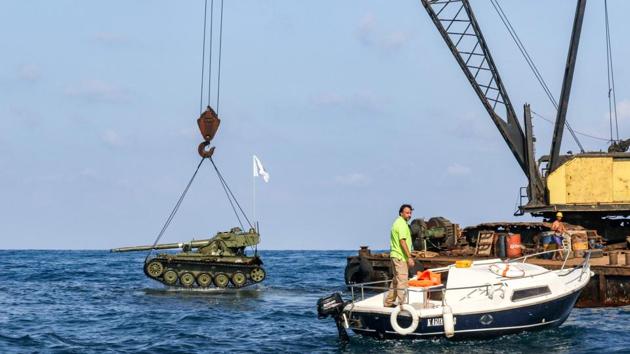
[345,221,630,308]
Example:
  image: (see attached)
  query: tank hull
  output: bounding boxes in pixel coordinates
[145,254,266,289]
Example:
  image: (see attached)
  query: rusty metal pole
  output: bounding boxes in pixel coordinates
[549,0,587,172]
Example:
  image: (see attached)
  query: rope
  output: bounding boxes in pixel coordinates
[604,0,619,142]
[531,110,609,142]
[199,0,208,114]
[490,0,584,153]
[210,157,253,229]
[145,158,206,262]
[216,0,225,114]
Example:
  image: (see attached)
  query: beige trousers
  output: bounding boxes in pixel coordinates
[384,258,408,306]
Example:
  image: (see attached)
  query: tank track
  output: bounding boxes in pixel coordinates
[144,256,266,289]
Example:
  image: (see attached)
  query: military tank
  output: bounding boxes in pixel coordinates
[112,227,266,288]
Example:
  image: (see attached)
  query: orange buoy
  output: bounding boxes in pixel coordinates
[408,279,435,287]
[409,270,441,287]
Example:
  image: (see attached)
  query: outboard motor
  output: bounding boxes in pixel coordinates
[317,292,350,342]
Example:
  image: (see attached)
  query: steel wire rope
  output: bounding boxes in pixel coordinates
[490,0,585,153]
[207,0,215,106]
[214,164,244,230]
[145,158,206,262]
[531,110,609,142]
[209,157,254,230]
[604,0,620,142]
[216,0,225,113]
[199,0,217,112]
[606,0,613,143]
[490,0,557,109]
[199,0,209,114]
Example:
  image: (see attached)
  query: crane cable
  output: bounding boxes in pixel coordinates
[145,158,206,262]
[604,0,620,143]
[208,0,215,109]
[214,179,255,262]
[143,1,241,261]
[205,0,250,230]
[199,0,225,114]
[207,2,256,254]
[489,0,557,110]
[142,155,254,262]
[216,0,225,114]
[209,157,254,230]
[490,0,585,153]
[199,0,210,114]
[531,110,609,142]
[199,0,250,229]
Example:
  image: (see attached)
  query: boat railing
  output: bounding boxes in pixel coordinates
[510,248,570,268]
[557,250,592,280]
[348,279,509,305]
[511,248,592,276]
[346,250,592,304]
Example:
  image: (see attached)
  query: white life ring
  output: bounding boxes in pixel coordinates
[390,304,419,335]
[489,263,526,278]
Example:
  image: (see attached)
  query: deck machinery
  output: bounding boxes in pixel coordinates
[422,0,630,242]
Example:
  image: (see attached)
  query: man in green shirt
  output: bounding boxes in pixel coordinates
[384,204,415,307]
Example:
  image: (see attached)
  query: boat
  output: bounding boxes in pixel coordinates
[317,250,593,341]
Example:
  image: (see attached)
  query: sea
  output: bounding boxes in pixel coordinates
[0,250,628,353]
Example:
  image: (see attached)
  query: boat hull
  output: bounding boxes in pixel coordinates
[348,288,582,340]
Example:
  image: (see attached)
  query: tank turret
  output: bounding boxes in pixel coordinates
[111,227,259,256]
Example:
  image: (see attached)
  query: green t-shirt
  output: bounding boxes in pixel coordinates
[390,216,412,261]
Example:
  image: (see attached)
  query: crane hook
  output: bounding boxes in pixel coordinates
[197,105,221,158]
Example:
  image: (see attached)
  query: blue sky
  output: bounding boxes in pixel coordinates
[1,0,629,249]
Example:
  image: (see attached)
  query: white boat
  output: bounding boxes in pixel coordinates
[318,251,593,341]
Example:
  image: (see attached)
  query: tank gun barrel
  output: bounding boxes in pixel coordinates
[110,240,212,253]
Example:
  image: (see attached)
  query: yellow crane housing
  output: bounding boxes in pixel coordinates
[547,155,630,205]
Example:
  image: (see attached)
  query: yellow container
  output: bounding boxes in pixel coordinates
[572,241,588,251]
[455,260,472,268]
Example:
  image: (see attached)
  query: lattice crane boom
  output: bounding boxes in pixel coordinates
[421,0,528,174]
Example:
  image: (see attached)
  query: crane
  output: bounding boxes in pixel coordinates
[420,0,630,242]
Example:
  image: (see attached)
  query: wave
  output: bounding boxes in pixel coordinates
[0,251,627,353]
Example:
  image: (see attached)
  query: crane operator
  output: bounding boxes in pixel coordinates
[551,212,567,261]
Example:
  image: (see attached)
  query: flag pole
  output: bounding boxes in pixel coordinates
[252,155,256,225]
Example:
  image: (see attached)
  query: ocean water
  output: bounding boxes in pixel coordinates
[0,250,628,353]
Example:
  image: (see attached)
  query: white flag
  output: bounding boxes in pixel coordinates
[253,155,270,183]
